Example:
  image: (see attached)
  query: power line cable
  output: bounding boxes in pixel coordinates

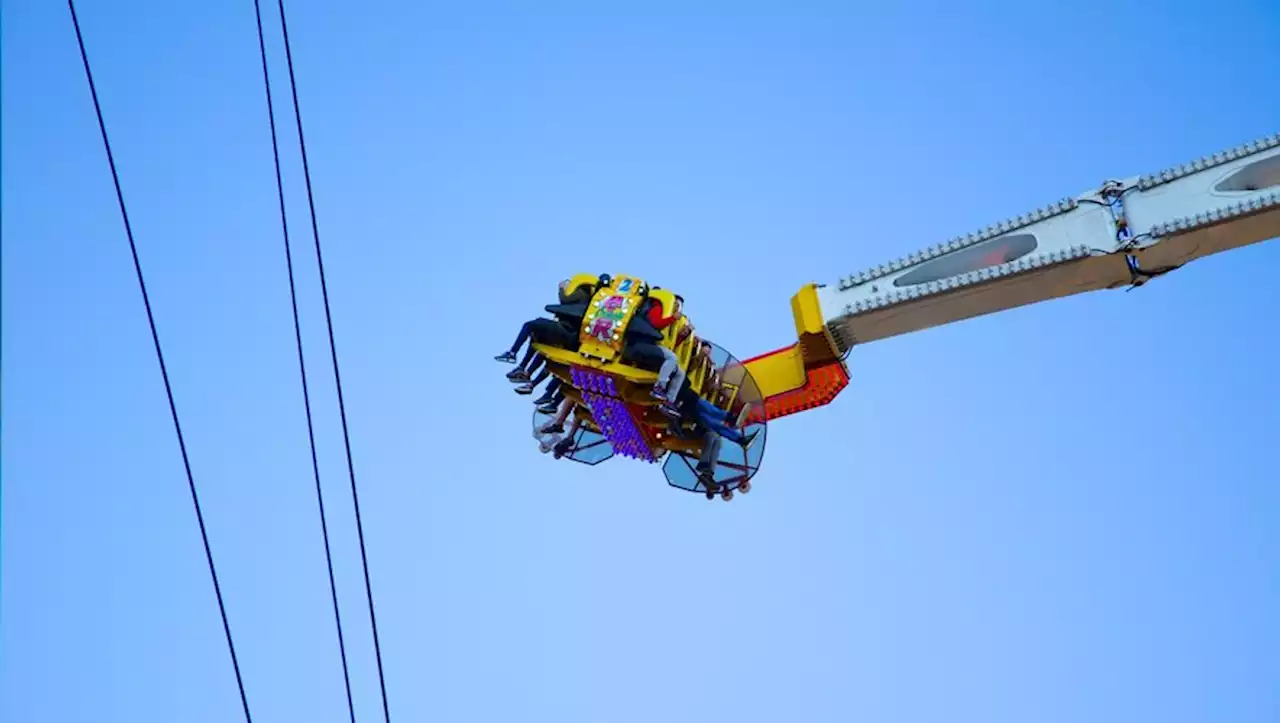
[272,2,393,720]
[66,2,253,720]
[250,1,358,720]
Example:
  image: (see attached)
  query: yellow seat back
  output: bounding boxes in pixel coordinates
[564,273,597,298]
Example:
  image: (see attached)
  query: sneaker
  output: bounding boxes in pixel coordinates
[535,402,559,415]
[553,439,573,459]
[533,392,556,406]
[506,368,529,382]
[495,351,517,363]
[696,467,719,493]
[649,383,667,401]
[739,429,760,449]
[658,402,681,419]
[514,383,534,395]
[539,421,565,435]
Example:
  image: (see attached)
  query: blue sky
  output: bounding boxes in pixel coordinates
[3,1,1278,721]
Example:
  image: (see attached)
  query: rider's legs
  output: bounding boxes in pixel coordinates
[497,320,535,362]
[697,429,723,472]
[695,397,733,422]
[654,347,686,403]
[539,398,576,434]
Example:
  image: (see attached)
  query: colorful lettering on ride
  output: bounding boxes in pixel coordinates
[587,316,613,340]
[586,295,626,341]
[578,275,647,360]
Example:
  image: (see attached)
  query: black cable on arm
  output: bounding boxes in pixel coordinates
[273,2,393,720]
[66,3,253,721]
[250,2,358,721]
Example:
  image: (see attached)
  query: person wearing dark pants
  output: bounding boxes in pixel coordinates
[533,377,562,409]
[501,318,576,382]
[694,397,756,446]
[497,277,594,372]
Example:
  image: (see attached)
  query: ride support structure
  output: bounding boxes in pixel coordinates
[743,132,1280,420]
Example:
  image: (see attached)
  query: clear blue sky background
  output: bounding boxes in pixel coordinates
[3,1,1278,721]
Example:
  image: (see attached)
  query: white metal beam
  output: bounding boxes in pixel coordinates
[818,133,1280,350]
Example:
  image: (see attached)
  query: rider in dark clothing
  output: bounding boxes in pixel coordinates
[516,363,567,400]
[497,278,596,383]
[619,297,670,372]
[661,350,757,485]
[533,377,563,409]
[503,317,579,383]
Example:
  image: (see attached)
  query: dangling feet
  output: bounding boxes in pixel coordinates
[696,465,719,498]
[506,368,530,383]
[553,437,574,459]
[658,401,681,419]
[649,382,667,401]
[535,401,559,415]
[667,417,694,439]
[514,382,534,395]
[538,420,565,435]
[495,350,517,363]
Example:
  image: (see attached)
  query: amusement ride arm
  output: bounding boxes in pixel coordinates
[744,132,1280,421]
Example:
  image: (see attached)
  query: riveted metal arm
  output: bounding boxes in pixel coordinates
[817,133,1280,349]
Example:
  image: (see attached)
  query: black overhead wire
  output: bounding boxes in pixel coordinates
[251,1,358,721]
[271,1,394,720]
[66,2,253,721]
